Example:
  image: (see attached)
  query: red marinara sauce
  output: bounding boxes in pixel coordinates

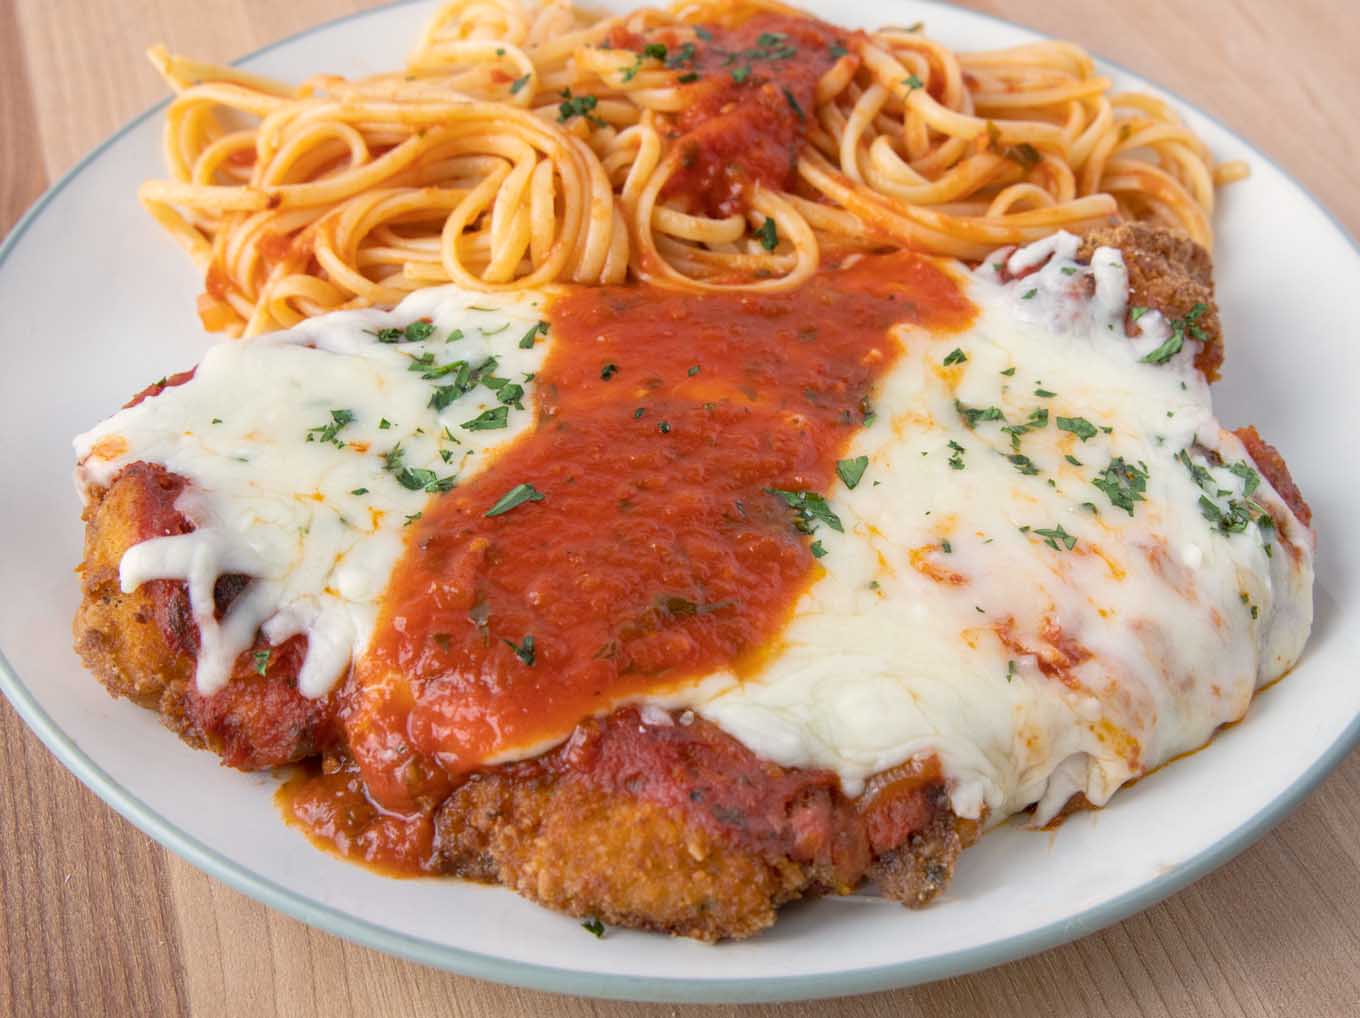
[653,12,857,217]
[281,251,974,870]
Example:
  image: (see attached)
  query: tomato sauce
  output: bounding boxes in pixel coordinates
[280,251,973,868]
[654,12,856,217]
[383,255,964,792]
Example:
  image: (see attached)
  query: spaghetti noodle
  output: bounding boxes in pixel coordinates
[140,0,1246,335]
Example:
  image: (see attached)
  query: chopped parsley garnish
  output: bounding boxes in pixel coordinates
[941,539,953,554]
[504,634,536,666]
[519,320,549,348]
[657,420,671,433]
[687,364,700,377]
[581,917,605,938]
[666,42,696,68]
[461,406,510,430]
[836,455,869,489]
[1141,302,1210,365]
[1129,306,1149,323]
[369,320,433,343]
[398,467,456,493]
[903,73,923,92]
[350,487,369,496]
[404,511,422,526]
[305,408,356,448]
[954,399,1005,429]
[1033,387,1057,398]
[810,539,828,558]
[211,417,222,425]
[1199,495,1254,534]
[1006,659,1016,682]
[677,72,700,83]
[1007,453,1039,476]
[496,382,525,409]
[766,488,844,534]
[1001,407,1048,449]
[1228,460,1261,495]
[643,42,668,61]
[632,407,646,419]
[756,31,792,51]
[379,418,392,429]
[600,362,618,381]
[252,650,270,676]
[509,73,531,95]
[828,41,848,58]
[942,347,967,366]
[1032,524,1077,551]
[557,89,605,126]
[1056,416,1098,442]
[480,322,509,336]
[731,65,751,84]
[755,217,778,251]
[947,440,966,470]
[382,445,455,492]
[428,356,502,411]
[1022,288,1037,300]
[1064,454,1083,467]
[1093,457,1148,515]
[782,86,805,121]
[1000,366,1016,376]
[1175,449,1212,492]
[485,482,545,517]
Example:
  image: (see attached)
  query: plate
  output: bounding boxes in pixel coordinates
[2,0,1358,1004]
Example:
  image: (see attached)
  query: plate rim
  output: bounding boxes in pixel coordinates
[2,0,1358,1003]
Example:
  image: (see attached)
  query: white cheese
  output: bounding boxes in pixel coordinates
[74,232,1314,834]
[75,289,553,696]
[689,232,1313,824]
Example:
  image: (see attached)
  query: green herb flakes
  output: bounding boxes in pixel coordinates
[485,482,545,517]
[836,455,869,489]
[504,634,536,666]
[1056,416,1098,442]
[1093,457,1148,515]
[1032,524,1077,551]
[755,217,778,251]
[766,488,844,535]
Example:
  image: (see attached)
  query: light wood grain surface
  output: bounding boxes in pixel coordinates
[3,1,1358,1015]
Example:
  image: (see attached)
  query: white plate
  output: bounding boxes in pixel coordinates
[2,0,1358,1004]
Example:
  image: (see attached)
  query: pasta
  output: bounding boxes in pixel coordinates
[139,0,1246,335]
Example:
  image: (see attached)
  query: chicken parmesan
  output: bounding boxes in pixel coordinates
[73,225,1313,939]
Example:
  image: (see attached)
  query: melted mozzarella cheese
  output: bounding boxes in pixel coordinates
[74,232,1313,832]
[687,233,1313,823]
[75,289,554,696]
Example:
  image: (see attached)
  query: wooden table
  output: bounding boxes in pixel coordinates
[3,0,1358,1014]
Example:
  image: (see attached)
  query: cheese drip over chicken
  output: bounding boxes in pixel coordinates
[74,233,1312,828]
[75,290,553,696]
[690,233,1312,823]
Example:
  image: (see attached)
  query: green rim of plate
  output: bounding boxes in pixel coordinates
[2,0,1357,1003]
